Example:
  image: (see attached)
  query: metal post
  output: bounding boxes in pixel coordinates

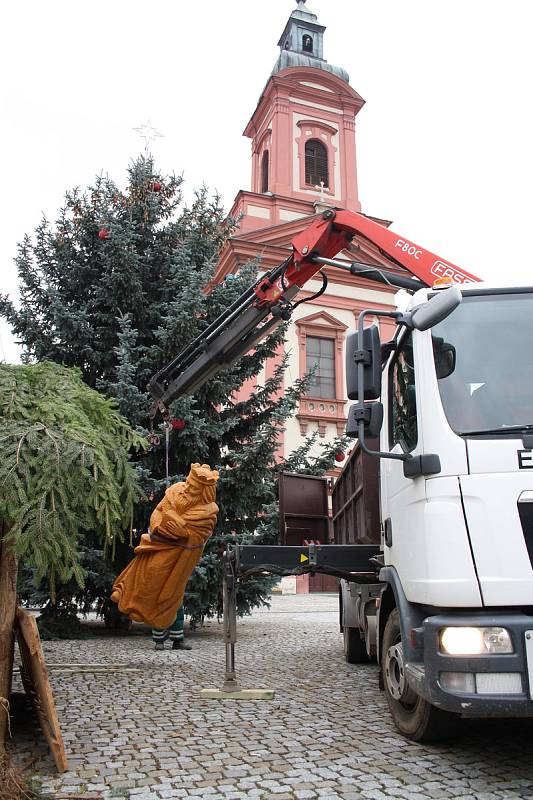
[221,550,241,693]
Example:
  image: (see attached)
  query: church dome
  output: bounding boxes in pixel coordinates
[272,50,349,83]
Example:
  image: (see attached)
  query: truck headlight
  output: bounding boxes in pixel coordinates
[439,626,513,655]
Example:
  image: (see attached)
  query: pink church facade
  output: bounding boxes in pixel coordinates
[216,1,406,479]
[239,64,363,228]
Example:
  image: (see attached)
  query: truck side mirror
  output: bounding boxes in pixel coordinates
[432,336,456,379]
[346,325,381,401]
[404,285,462,332]
[346,402,384,439]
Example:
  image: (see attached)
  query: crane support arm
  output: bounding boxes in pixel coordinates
[148,208,480,418]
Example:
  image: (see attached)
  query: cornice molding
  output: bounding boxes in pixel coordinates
[295,309,348,331]
[244,67,365,139]
[296,118,338,137]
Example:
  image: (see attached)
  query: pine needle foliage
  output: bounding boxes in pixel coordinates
[0,362,145,589]
[1,154,348,624]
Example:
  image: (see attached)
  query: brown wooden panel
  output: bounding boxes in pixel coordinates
[279,472,329,545]
[279,472,328,517]
[309,573,339,593]
[15,608,68,773]
[332,439,380,545]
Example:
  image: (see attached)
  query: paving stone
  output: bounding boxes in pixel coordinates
[10,595,533,800]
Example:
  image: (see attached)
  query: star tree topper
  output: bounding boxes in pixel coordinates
[133,120,164,154]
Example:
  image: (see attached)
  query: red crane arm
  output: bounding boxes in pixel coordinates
[253,208,480,307]
[148,208,481,416]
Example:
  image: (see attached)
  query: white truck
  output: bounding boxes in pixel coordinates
[338,281,533,740]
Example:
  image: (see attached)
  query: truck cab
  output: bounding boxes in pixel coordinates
[340,283,533,740]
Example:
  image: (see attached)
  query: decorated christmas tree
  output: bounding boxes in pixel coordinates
[1,155,346,625]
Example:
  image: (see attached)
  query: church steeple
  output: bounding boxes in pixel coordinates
[273,0,349,83]
[228,0,365,236]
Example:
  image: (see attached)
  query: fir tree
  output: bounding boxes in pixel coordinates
[0,362,145,588]
[1,155,347,624]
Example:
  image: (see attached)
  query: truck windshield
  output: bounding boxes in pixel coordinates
[431,291,533,436]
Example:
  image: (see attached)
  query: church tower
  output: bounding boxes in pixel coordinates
[235,0,365,235]
[216,0,400,475]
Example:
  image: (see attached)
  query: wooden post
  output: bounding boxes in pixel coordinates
[0,528,18,750]
[16,608,69,772]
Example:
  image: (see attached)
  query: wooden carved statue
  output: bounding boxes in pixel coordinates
[111,463,219,629]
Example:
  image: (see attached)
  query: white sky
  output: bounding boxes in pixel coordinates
[2,0,533,362]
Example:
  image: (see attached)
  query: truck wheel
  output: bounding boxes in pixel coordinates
[343,625,368,663]
[382,609,459,742]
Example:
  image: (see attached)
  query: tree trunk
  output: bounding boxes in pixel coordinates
[0,527,18,751]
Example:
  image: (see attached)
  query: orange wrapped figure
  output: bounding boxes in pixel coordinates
[111,463,219,629]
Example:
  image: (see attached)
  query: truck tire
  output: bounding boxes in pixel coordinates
[343,625,368,663]
[382,609,459,742]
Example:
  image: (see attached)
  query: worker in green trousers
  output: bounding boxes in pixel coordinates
[152,603,192,651]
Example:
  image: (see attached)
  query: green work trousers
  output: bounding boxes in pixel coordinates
[152,604,184,643]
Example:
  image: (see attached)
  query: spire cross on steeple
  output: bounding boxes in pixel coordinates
[315,180,326,201]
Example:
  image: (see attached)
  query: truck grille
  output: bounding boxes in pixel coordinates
[518,501,533,569]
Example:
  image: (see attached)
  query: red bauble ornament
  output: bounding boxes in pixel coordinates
[151,181,162,192]
[98,228,109,240]
[335,452,345,462]
[227,459,237,468]
[171,418,186,431]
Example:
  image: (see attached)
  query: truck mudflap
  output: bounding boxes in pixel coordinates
[406,612,533,717]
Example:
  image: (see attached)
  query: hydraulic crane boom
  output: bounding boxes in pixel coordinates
[148,208,480,419]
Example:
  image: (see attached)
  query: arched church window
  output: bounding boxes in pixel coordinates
[261,150,269,193]
[302,34,313,53]
[305,139,328,188]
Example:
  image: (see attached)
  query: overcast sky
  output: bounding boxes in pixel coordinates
[2,0,532,362]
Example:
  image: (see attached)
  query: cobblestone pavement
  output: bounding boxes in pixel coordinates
[11,594,533,800]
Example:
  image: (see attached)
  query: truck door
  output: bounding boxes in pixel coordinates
[380,329,428,601]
